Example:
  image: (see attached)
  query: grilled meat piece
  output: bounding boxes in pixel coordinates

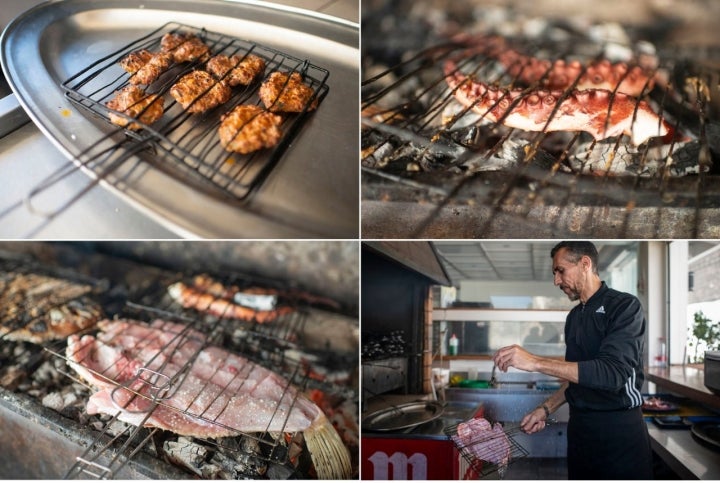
[259,71,319,112]
[129,52,173,85]
[66,319,352,479]
[206,54,266,86]
[106,85,164,130]
[0,273,102,343]
[190,274,342,310]
[161,32,211,63]
[218,105,283,154]
[120,49,154,74]
[170,70,232,113]
[168,274,294,322]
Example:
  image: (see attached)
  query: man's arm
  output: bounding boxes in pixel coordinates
[521,382,568,434]
[494,344,579,383]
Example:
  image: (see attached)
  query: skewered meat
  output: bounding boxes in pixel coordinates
[65,319,352,479]
[169,70,232,113]
[0,273,102,343]
[219,105,283,154]
[453,417,511,466]
[120,49,154,74]
[167,275,294,323]
[207,54,266,86]
[106,85,164,130]
[161,32,211,63]
[189,274,342,310]
[129,52,173,85]
[259,71,319,112]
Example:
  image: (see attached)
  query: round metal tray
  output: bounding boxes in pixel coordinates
[691,422,720,452]
[362,401,445,432]
[1,0,358,238]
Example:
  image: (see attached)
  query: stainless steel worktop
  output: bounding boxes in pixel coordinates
[648,424,720,479]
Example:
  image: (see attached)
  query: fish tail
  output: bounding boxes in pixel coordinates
[304,411,352,479]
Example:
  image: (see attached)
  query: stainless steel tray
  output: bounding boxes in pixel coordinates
[1,0,358,238]
[362,401,445,432]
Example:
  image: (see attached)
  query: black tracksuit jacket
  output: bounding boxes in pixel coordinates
[564,281,646,411]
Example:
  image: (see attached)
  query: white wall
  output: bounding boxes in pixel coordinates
[669,241,690,365]
[641,241,669,368]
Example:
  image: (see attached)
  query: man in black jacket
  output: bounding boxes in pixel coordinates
[493,240,653,480]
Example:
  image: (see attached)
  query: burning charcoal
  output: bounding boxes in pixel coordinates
[164,437,208,477]
[0,366,27,390]
[206,450,240,479]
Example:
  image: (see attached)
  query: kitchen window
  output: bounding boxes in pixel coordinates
[667,241,720,364]
[433,242,639,357]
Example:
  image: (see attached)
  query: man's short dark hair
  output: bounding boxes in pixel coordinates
[551,241,599,274]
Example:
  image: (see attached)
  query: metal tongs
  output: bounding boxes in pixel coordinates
[490,363,497,387]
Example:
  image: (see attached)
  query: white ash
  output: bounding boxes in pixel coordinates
[163,436,274,479]
[164,437,208,477]
[568,140,706,177]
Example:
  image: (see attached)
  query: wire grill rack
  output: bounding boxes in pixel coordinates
[444,419,529,479]
[49,302,313,479]
[0,257,104,343]
[62,22,329,201]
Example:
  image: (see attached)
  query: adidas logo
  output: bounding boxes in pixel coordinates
[596,305,606,314]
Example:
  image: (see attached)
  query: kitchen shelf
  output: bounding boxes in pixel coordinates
[647,365,720,411]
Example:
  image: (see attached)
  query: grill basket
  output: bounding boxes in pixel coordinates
[444,419,529,479]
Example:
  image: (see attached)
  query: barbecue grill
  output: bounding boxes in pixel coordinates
[62,22,328,202]
[0,242,359,479]
[361,0,720,238]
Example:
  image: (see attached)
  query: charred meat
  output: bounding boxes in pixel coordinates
[129,52,173,85]
[106,85,164,130]
[168,274,294,322]
[259,71,319,113]
[189,274,342,310]
[169,70,232,113]
[120,49,154,74]
[207,54,266,87]
[219,105,283,154]
[0,273,102,343]
[161,32,211,63]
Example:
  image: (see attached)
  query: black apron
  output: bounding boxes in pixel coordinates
[567,406,653,480]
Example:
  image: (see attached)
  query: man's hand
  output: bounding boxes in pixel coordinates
[493,344,539,372]
[520,407,548,434]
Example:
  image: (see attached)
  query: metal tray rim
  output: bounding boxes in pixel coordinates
[362,401,445,432]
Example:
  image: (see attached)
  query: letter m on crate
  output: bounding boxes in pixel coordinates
[361,436,464,479]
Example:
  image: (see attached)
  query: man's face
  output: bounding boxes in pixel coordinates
[552,248,589,301]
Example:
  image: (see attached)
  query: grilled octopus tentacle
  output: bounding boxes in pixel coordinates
[453,34,655,96]
[443,59,669,146]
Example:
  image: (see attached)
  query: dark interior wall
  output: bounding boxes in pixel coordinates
[362,247,430,393]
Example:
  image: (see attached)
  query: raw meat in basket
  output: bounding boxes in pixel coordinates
[65,318,351,479]
[453,417,512,466]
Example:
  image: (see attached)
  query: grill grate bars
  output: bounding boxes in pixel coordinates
[50,21,329,204]
[50,302,311,479]
[362,31,720,237]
